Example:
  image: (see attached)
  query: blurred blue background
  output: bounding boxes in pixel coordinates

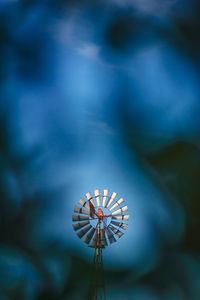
[0,0,200,299]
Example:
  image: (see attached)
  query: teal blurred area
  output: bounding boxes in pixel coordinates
[0,0,200,299]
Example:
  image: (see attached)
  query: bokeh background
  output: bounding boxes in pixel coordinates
[0,0,200,299]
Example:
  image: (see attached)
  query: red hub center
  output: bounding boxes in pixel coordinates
[97,208,104,220]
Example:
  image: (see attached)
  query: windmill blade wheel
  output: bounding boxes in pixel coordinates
[72,189,130,248]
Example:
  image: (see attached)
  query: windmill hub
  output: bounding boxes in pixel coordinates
[97,208,104,219]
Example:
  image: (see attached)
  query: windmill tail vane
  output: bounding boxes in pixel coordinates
[72,189,130,299]
[89,201,96,219]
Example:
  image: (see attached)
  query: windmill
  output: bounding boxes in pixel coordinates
[72,189,130,300]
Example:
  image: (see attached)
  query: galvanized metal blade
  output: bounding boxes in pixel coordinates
[90,228,98,247]
[85,192,96,207]
[111,220,128,230]
[74,205,90,215]
[102,189,109,207]
[111,205,128,216]
[108,224,124,238]
[82,227,96,244]
[72,215,89,222]
[112,214,130,221]
[76,224,92,239]
[104,227,116,244]
[100,229,108,247]
[106,192,117,208]
[78,198,90,210]
[72,220,90,231]
[110,198,124,211]
[94,189,100,207]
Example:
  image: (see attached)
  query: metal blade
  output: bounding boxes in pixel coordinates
[82,227,96,244]
[86,192,96,207]
[111,220,128,230]
[76,224,92,239]
[90,228,98,247]
[112,214,130,221]
[106,192,117,208]
[94,189,100,207]
[111,205,128,216]
[104,227,116,244]
[100,229,108,246]
[74,205,90,215]
[72,220,90,231]
[72,215,89,222]
[102,189,109,207]
[108,224,124,238]
[110,198,124,211]
[78,198,90,210]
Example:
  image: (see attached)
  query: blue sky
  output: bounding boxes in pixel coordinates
[2,0,199,286]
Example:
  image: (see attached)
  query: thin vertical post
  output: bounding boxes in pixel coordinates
[88,220,106,299]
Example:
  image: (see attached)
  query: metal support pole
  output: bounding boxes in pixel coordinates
[88,220,106,300]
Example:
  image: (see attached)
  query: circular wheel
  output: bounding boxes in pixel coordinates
[72,189,130,248]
